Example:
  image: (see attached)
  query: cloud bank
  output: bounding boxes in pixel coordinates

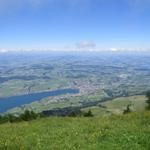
[76,41,96,50]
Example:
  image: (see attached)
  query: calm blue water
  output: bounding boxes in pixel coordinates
[0,89,79,113]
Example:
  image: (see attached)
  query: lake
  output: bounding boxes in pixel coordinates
[0,89,79,113]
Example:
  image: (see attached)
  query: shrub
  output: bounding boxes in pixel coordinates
[0,115,8,124]
[68,111,77,117]
[146,91,150,110]
[83,110,93,117]
[123,104,131,114]
[20,110,38,121]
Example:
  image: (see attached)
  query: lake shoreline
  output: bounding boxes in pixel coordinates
[0,88,80,113]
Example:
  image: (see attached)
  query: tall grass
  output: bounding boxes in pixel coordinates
[0,111,150,150]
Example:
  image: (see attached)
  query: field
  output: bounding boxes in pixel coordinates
[82,95,147,116]
[7,90,108,114]
[1,52,150,114]
[0,111,150,150]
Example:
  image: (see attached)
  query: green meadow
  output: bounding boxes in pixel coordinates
[0,111,150,150]
[82,95,147,116]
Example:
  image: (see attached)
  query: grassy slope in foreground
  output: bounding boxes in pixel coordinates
[0,111,150,150]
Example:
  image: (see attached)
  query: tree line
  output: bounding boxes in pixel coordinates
[0,109,93,124]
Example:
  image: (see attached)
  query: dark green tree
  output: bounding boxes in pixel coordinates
[84,110,93,117]
[68,111,77,117]
[20,110,38,121]
[146,91,150,110]
[123,104,131,114]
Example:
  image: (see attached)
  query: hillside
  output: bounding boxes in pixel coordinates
[0,111,150,150]
[82,95,147,116]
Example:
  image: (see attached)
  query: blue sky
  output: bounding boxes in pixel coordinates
[0,0,150,51]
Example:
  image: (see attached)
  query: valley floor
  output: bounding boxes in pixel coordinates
[0,111,150,150]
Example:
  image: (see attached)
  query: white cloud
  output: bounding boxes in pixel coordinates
[110,48,118,52]
[76,41,96,50]
[0,48,8,53]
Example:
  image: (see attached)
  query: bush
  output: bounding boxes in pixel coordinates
[20,110,38,121]
[7,114,21,123]
[83,110,93,117]
[68,111,77,117]
[146,91,150,110]
[123,104,131,114]
[0,110,43,124]
[0,115,8,124]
